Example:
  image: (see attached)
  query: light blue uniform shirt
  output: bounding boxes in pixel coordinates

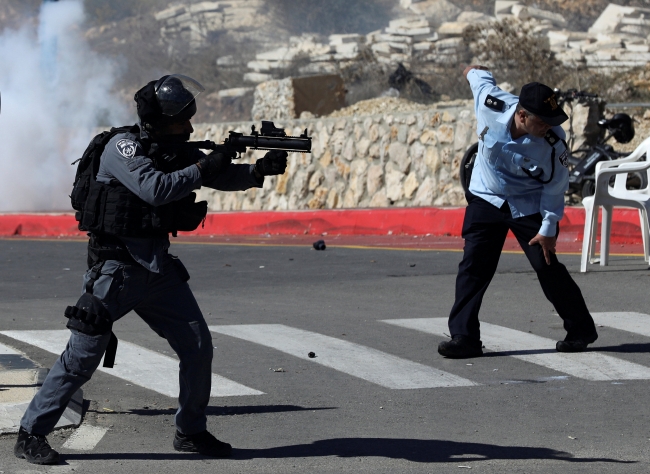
[467,69,569,237]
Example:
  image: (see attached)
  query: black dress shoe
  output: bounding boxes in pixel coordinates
[438,335,483,358]
[557,331,597,353]
[556,339,590,352]
[173,430,232,457]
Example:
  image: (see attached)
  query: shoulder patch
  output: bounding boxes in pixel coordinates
[484,94,505,111]
[116,138,138,159]
[544,129,561,146]
[558,149,569,168]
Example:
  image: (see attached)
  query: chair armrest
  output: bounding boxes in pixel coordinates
[595,136,650,173]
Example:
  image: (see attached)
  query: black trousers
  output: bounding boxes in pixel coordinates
[448,193,597,343]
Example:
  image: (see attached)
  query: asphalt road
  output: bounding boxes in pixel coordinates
[0,237,649,473]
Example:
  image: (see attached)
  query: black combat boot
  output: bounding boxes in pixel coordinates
[173,429,232,457]
[438,335,483,358]
[14,427,60,465]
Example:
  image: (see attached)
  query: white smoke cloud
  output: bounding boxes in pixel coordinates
[0,0,131,212]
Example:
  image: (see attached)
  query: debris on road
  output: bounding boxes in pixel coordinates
[308,352,316,358]
[313,240,326,251]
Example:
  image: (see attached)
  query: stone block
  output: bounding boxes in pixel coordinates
[388,142,410,173]
[435,37,464,49]
[342,137,356,161]
[389,17,430,30]
[275,172,289,194]
[413,176,436,206]
[154,5,186,22]
[291,170,310,199]
[437,22,470,38]
[456,11,494,23]
[367,165,384,196]
[379,34,413,44]
[385,166,405,201]
[494,0,518,18]
[189,2,221,14]
[356,138,371,157]
[257,47,297,61]
[454,120,472,151]
[307,169,324,191]
[330,155,348,177]
[589,4,636,35]
[408,0,461,26]
[371,42,392,55]
[385,26,432,37]
[247,60,274,72]
[437,124,454,143]
[369,189,390,207]
[299,63,337,75]
[245,73,275,84]
[308,186,329,209]
[335,42,360,54]
[425,146,440,173]
[329,34,363,45]
[405,128,419,145]
[327,189,341,208]
[388,41,412,51]
[413,41,433,51]
[403,172,419,199]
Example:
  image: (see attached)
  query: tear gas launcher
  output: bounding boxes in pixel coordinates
[186,121,312,157]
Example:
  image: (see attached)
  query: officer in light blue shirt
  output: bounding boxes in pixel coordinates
[438,65,598,359]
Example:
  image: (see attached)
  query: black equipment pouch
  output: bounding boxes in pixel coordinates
[172,192,208,233]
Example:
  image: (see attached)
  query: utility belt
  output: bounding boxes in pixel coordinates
[87,233,136,267]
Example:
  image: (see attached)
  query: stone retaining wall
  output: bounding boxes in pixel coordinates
[193,101,476,211]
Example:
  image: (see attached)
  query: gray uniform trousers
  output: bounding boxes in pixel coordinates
[21,253,213,436]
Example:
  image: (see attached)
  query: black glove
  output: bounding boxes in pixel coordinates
[254,150,288,176]
[196,151,231,181]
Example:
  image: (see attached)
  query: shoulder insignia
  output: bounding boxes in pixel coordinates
[116,139,138,159]
[558,149,569,168]
[484,94,505,111]
[544,129,560,146]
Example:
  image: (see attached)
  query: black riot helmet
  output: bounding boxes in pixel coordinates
[134,74,204,129]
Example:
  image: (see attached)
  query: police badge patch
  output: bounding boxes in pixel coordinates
[116,139,137,159]
[558,149,569,168]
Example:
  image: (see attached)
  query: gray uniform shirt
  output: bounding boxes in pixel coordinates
[95,127,262,272]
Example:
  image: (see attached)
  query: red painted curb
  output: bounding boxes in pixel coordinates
[0,207,644,244]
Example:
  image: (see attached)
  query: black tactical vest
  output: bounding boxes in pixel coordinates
[72,125,207,238]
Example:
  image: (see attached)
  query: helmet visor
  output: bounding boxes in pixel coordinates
[155,74,205,116]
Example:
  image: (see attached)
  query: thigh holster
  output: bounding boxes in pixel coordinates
[64,293,118,368]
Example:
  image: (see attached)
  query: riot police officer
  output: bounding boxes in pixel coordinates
[437,65,598,359]
[14,74,288,464]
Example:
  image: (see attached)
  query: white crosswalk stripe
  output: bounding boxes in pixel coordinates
[209,324,477,389]
[0,330,263,398]
[62,424,109,451]
[381,318,650,381]
[592,312,650,338]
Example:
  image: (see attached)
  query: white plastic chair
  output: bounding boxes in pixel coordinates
[580,137,650,272]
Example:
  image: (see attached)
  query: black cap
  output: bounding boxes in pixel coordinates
[519,82,568,126]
